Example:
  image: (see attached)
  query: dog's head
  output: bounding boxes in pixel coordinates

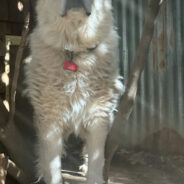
[34,0,115,51]
[60,0,94,16]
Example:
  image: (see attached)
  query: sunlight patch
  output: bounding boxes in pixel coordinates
[50,156,62,183]
[46,126,60,140]
[98,43,108,54]
[92,150,100,161]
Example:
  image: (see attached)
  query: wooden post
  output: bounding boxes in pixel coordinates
[104,0,166,182]
[0,154,8,184]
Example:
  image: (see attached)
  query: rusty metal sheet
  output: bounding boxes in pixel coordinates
[112,0,184,145]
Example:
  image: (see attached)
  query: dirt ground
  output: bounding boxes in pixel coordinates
[62,149,184,184]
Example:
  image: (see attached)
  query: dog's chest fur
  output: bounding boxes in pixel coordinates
[25,37,123,135]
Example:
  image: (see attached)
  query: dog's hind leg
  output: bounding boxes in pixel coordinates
[86,125,108,184]
[36,123,63,184]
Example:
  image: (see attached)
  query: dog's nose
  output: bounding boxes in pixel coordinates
[61,0,93,16]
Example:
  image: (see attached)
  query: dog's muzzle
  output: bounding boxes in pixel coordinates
[60,0,93,16]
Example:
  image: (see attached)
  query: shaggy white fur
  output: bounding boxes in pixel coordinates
[25,0,124,184]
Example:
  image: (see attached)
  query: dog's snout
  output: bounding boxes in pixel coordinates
[61,0,93,16]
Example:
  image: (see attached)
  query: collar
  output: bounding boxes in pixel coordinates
[63,49,78,72]
[63,45,98,72]
[65,49,74,62]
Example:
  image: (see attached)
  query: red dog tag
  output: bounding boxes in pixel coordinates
[63,60,78,72]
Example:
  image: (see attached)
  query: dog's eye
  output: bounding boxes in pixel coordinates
[87,45,98,51]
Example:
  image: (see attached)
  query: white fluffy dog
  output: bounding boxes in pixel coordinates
[25,0,124,183]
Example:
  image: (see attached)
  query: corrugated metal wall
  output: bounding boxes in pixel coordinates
[112,0,184,145]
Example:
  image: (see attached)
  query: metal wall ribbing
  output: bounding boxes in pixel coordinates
[112,0,184,145]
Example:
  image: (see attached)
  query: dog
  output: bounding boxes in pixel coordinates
[25,0,124,183]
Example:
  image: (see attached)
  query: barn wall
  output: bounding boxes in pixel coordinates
[113,0,184,154]
[0,0,24,35]
[0,0,24,100]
